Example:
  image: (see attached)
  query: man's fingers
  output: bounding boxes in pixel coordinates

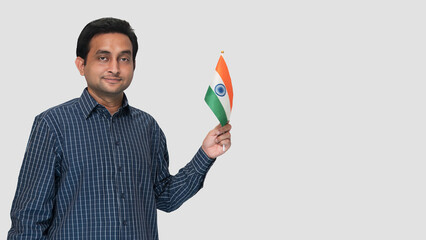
[220,140,231,151]
[216,124,232,136]
[215,132,231,143]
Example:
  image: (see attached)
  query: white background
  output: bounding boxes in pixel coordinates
[1,0,425,239]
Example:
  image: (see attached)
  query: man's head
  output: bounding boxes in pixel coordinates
[75,18,138,102]
[76,17,138,67]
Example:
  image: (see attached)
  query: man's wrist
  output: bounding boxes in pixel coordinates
[192,147,216,175]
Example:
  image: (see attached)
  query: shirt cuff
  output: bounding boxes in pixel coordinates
[192,147,216,175]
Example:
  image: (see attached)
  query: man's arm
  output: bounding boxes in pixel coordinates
[152,124,231,212]
[8,116,60,239]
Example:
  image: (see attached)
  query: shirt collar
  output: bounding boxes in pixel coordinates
[78,88,130,119]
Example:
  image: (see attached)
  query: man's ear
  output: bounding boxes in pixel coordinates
[75,57,85,76]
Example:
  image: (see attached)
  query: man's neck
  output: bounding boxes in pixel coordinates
[87,88,123,115]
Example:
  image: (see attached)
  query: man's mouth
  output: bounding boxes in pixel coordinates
[102,77,122,82]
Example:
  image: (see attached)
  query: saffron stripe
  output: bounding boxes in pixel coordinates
[215,55,233,109]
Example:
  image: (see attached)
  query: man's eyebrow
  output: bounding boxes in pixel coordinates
[95,50,111,55]
[95,50,132,55]
[120,50,132,55]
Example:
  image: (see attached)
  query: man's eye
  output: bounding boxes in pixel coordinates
[120,57,130,62]
[99,57,108,61]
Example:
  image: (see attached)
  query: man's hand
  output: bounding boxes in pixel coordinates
[202,124,232,159]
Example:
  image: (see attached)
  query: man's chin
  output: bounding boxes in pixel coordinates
[87,86,128,99]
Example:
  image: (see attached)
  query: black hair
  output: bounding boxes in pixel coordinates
[76,17,138,67]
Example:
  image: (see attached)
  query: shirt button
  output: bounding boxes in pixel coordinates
[118,166,123,172]
[115,140,120,146]
[121,193,125,199]
[123,220,127,226]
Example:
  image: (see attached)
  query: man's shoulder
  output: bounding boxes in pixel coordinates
[36,98,80,121]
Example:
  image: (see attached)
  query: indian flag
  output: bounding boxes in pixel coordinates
[205,52,233,126]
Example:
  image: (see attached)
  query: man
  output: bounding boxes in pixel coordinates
[8,17,231,239]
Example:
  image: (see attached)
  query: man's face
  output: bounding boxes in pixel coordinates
[76,33,134,99]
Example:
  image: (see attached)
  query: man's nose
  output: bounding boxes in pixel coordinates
[108,59,120,75]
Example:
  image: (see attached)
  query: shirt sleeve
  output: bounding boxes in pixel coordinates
[151,123,216,213]
[8,115,61,239]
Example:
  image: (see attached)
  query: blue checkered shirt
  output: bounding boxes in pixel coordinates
[8,89,215,239]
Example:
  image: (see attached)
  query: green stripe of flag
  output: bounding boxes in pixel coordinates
[205,87,228,126]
